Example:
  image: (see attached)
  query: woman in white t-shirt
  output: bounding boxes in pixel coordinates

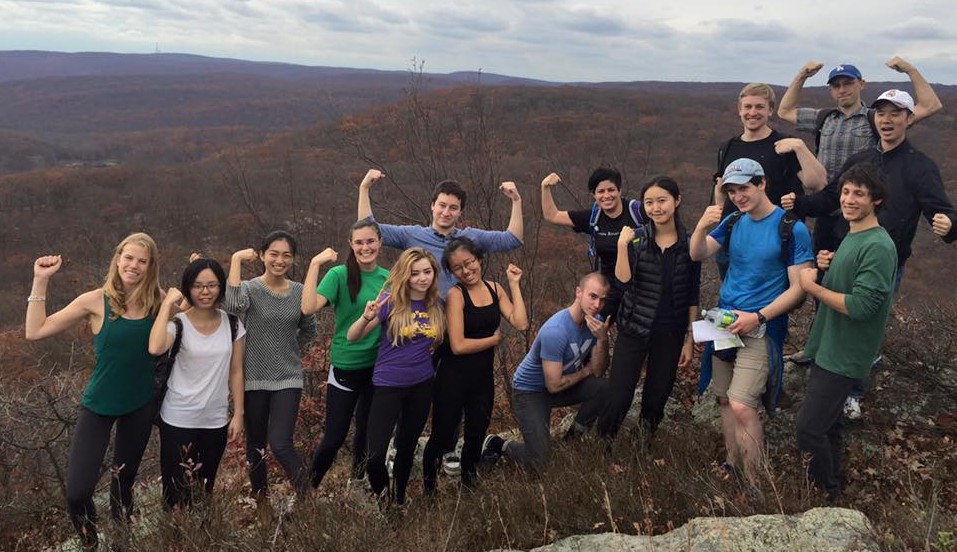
[149,258,246,510]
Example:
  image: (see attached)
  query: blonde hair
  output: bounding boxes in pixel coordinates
[382,247,445,348]
[102,232,162,320]
[738,83,776,109]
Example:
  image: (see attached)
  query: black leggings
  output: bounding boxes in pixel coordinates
[310,366,374,488]
[597,329,685,437]
[159,421,228,509]
[422,363,494,492]
[366,379,433,505]
[66,401,154,547]
[244,388,306,496]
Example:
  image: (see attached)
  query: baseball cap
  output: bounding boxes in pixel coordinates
[721,158,765,186]
[827,64,863,83]
[871,89,915,113]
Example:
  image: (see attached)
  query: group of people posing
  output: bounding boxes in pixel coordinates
[24,56,957,548]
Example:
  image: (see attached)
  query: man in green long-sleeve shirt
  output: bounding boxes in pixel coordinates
[795,163,897,503]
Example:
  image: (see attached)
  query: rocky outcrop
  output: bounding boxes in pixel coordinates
[492,507,877,551]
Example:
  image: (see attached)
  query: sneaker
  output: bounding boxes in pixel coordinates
[441,453,461,476]
[788,349,813,366]
[482,435,505,460]
[843,397,862,420]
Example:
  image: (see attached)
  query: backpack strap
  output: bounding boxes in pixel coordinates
[813,108,839,154]
[865,108,878,141]
[626,199,646,227]
[169,317,184,359]
[719,211,745,258]
[227,313,239,342]
[778,211,798,265]
[587,201,601,271]
[712,137,737,204]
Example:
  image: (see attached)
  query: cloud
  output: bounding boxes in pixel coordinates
[1,0,956,83]
[885,19,955,40]
[418,7,511,37]
[695,19,795,43]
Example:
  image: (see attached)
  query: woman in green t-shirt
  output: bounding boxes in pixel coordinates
[302,218,389,489]
[25,232,163,550]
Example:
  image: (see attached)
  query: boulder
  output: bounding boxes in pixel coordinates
[492,507,877,551]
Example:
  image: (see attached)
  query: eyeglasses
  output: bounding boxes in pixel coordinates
[191,283,221,292]
[449,258,479,273]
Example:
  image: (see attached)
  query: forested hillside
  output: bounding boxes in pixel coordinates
[0,54,954,550]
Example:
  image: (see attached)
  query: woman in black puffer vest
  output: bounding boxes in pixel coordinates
[597,176,701,440]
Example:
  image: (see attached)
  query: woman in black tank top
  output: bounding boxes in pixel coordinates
[423,238,529,494]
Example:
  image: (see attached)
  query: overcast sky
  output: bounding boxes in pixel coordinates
[2,0,955,85]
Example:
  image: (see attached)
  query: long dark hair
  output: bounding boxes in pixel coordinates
[346,218,381,303]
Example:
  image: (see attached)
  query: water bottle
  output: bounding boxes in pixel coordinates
[702,308,766,338]
[702,308,736,329]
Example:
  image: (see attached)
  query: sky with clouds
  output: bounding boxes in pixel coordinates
[2,0,956,84]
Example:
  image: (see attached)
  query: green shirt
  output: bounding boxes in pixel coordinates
[83,294,155,415]
[318,264,389,370]
[805,226,897,379]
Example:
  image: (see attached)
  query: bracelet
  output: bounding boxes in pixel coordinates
[27,295,46,303]
[362,314,374,322]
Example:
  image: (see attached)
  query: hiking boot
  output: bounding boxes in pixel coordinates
[843,397,862,420]
[788,349,813,366]
[441,453,461,476]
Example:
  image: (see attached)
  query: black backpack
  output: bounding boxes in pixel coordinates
[720,210,798,266]
[813,108,878,154]
[153,313,238,424]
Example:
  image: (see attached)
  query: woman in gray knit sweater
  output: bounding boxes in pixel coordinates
[225,231,318,501]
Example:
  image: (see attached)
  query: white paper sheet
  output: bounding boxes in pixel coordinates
[691,320,744,350]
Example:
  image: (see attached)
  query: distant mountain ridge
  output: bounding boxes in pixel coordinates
[0,50,550,86]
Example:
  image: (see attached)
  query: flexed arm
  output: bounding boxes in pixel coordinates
[148,288,183,355]
[775,137,827,192]
[25,255,100,340]
[499,264,529,331]
[540,172,575,227]
[778,61,823,123]
[357,169,385,220]
[500,181,525,242]
[615,226,635,284]
[301,248,338,315]
[887,56,943,123]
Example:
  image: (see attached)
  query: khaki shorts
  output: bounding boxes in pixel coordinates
[711,335,768,409]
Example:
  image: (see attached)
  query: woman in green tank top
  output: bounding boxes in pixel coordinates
[26,232,163,550]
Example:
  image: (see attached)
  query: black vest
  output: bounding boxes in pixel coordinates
[617,223,695,338]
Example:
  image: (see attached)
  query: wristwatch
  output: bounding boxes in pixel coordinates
[755,311,768,325]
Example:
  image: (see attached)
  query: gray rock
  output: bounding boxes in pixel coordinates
[491,507,877,551]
